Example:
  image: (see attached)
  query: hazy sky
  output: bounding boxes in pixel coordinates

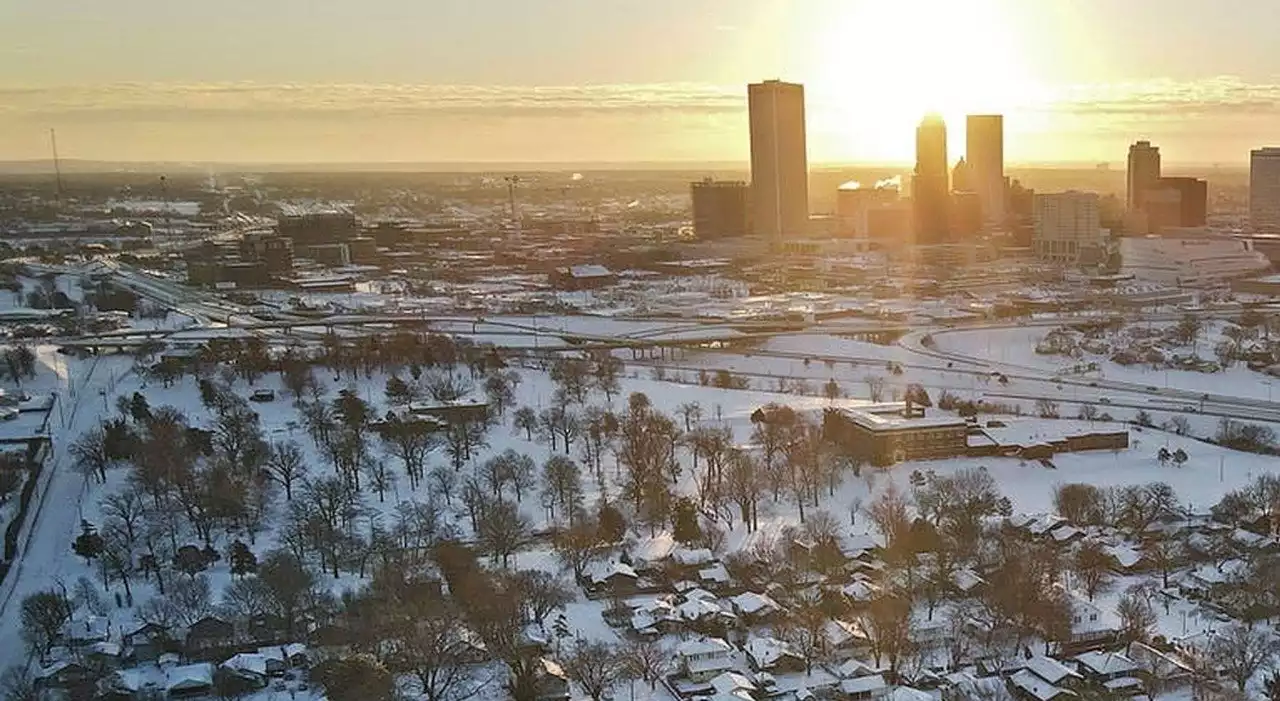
[4,0,1280,164]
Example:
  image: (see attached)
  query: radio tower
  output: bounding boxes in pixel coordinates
[504,175,522,238]
[49,129,64,205]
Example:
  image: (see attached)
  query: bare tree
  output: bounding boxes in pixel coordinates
[1073,540,1114,600]
[541,455,583,523]
[388,597,488,701]
[676,402,703,433]
[476,500,530,568]
[860,593,914,673]
[563,641,621,701]
[621,640,669,691]
[869,483,912,548]
[1115,587,1156,653]
[264,440,307,501]
[1208,623,1280,693]
[70,426,112,483]
[19,591,72,663]
[429,466,458,506]
[513,406,539,442]
[510,569,574,630]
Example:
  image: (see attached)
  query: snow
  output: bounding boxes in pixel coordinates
[839,674,887,695]
[1009,669,1067,701]
[1073,650,1139,677]
[1023,655,1081,685]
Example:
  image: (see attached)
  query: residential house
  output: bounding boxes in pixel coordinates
[705,672,757,701]
[219,654,271,690]
[62,615,111,647]
[256,642,309,671]
[631,534,677,572]
[584,560,640,595]
[676,637,736,682]
[822,620,869,659]
[1063,590,1116,647]
[730,592,781,622]
[166,663,216,698]
[532,658,571,701]
[185,616,236,658]
[839,674,888,701]
[1023,656,1082,689]
[698,562,733,590]
[34,661,94,691]
[1072,651,1142,695]
[1008,669,1073,701]
[123,622,170,662]
[745,636,806,674]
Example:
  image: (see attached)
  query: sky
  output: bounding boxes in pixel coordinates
[4,0,1280,165]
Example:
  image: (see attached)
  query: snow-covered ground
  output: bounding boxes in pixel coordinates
[934,324,1280,403]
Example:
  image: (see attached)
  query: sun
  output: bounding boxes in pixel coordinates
[800,0,1040,162]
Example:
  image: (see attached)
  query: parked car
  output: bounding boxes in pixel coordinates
[250,389,276,402]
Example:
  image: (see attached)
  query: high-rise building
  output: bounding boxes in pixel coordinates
[836,184,901,241]
[1126,141,1161,213]
[966,115,1005,224]
[748,80,809,240]
[1250,148,1280,233]
[1033,191,1103,265]
[913,114,950,244]
[1152,177,1208,229]
[691,179,750,239]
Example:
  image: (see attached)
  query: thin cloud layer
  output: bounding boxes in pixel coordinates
[2,77,1280,122]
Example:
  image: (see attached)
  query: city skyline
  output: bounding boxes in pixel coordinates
[7,0,1280,164]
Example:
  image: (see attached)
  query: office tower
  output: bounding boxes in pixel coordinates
[1251,148,1280,233]
[913,114,950,244]
[691,179,750,239]
[1154,177,1208,229]
[1033,191,1102,265]
[966,115,1005,223]
[1127,141,1161,213]
[836,183,900,240]
[748,80,809,240]
[951,158,973,193]
[951,191,983,239]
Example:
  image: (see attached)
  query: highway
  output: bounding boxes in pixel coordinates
[72,262,1280,426]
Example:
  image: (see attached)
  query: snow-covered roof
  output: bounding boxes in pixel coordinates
[257,642,307,661]
[709,672,756,696]
[1103,677,1143,692]
[1074,651,1138,676]
[842,579,881,601]
[677,637,734,658]
[833,658,875,679]
[166,663,215,693]
[678,596,734,622]
[1009,669,1068,701]
[730,591,780,616]
[699,562,731,584]
[744,636,799,670]
[889,687,934,701]
[839,675,887,695]
[1024,656,1082,685]
[673,547,715,566]
[63,616,111,642]
[585,560,638,584]
[952,568,984,592]
[539,658,568,680]
[1105,544,1143,569]
[633,534,676,564]
[222,653,269,677]
[823,619,868,649]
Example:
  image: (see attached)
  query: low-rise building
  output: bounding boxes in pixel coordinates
[823,404,968,465]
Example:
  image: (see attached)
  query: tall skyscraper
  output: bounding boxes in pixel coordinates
[748,80,809,240]
[1251,148,1280,233]
[691,179,750,239]
[1127,141,1161,213]
[965,115,1005,224]
[913,114,950,244]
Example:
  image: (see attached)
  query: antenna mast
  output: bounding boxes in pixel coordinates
[505,175,522,238]
[49,129,64,204]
